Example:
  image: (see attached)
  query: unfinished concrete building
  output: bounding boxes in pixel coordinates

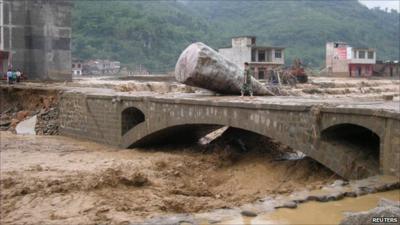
[0,0,72,80]
[219,36,285,80]
[374,60,399,77]
[326,41,376,77]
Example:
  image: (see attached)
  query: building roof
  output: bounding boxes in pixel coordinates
[219,45,285,50]
[231,35,256,39]
[328,41,347,44]
[218,36,284,50]
[252,45,285,50]
[352,47,376,51]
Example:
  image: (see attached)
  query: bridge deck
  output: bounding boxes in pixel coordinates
[2,83,399,118]
[82,90,400,119]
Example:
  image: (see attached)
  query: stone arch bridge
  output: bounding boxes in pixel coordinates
[60,92,400,179]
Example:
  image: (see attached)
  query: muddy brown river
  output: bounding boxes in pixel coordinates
[0,131,399,225]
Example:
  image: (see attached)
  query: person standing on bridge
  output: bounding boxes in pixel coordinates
[241,62,254,97]
[6,69,13,84]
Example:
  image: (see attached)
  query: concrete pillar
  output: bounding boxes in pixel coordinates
[382,119,400,177]
[2,0,72,81]
[0,0,3,50]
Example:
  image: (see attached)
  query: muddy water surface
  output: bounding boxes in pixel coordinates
[214,190,400,225]
[0,131,337,225]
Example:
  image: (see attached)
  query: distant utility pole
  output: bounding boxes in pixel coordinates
[0,0,4,50]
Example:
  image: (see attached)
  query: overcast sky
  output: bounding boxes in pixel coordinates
[359,0,400,11]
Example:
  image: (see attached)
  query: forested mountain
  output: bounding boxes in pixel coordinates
[72,0,399,72]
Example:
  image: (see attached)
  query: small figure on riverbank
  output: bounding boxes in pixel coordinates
[241,62,254,97]
[6,69,13,84]
[12,70,17,84]
[16,69,22,83]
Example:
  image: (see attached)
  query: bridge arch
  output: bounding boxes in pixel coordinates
[122,120,306,154]
[123,122,348,176]
[121,107,145,135]
[320,116,383,140]
[320,123,380,178]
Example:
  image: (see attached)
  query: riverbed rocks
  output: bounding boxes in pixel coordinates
[175,42,274,95]
[307,192,346,202]
[241,210,258,217]
[378,198,400,208]
[340,198,400,225]
[275,200,298,209]
[331,179,349,187]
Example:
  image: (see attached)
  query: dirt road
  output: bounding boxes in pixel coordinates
[0,131,336,225]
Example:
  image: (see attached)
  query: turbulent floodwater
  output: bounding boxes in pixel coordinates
[0,131,338,225]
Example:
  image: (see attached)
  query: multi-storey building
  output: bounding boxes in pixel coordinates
[219,36,285,80]
[326,41,376,77]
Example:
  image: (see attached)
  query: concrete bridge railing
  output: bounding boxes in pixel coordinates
[60,92,400,179]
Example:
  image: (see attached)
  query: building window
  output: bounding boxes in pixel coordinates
[258,69,265,79]
[251,49,256,62]
[368,51,374,59]
[258,50,265,62]
[72,64,75,68]
[275,50,282,59]
[359,51,365,59]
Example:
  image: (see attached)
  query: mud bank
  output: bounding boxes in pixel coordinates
[0,131,337,225]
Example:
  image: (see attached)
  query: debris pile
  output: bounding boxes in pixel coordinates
[35,106,60,135]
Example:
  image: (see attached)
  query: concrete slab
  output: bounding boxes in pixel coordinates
[16,115,37,135]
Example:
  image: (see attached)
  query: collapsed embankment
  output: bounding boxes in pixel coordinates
[0,86,61,135]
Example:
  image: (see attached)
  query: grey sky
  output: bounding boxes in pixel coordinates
[359,0,399,11]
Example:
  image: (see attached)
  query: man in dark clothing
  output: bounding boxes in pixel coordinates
[16,69,21,83]
[241,62,253,97]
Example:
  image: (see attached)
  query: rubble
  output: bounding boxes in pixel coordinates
[340,198,400,225]
[175,42,274,95]
[35,107,60,135]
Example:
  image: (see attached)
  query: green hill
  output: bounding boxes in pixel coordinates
[72,0,399,72]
